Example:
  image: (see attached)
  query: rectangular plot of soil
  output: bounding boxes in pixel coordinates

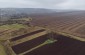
[25,35,85,55]
[12,34,49,54]
[10,29,45,41]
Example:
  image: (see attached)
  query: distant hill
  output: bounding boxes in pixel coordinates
[0,8,85,21]
[0,8,56,15]
[0,8,57,21]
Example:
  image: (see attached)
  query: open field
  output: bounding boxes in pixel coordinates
[31,12,85,41]
[25,34,85,55]
[1,11,85,55]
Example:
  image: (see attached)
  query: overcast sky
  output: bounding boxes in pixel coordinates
[0,0,85,10]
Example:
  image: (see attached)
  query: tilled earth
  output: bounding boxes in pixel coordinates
[25,35,85,55]
[31,13,85,38]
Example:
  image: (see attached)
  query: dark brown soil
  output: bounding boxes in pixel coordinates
[25,35,85,55]
[12,34,49,54]
[10,29,45,41]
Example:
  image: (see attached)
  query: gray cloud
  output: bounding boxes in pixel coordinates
[0,0,85,10]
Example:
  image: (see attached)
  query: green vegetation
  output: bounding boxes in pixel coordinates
[0,24,28,55]
[13,17,32,21]
[0,24,29,40]
[45,38,57,44]
[0,24,27,30]
[0,43,6,55]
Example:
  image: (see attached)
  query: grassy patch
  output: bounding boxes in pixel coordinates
[44,38,57,44]
[0,24,27,30]
[0,43,7,55]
